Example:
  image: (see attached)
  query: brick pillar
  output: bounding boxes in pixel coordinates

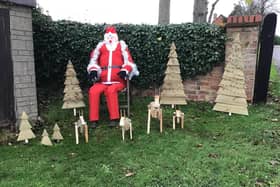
[226,15,262,101]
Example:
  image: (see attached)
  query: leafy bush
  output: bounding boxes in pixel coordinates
[274,35,280,45]
[32,8,226,90]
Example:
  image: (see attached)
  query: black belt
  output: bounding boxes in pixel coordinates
[101,66,122,70]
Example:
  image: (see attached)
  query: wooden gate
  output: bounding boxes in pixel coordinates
[0,9,15,128]
[253,13,277,104]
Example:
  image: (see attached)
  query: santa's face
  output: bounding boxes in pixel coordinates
[104,32,118,44]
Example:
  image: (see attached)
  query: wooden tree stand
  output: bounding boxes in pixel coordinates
[172,110,184,130]
[147,96,163,134]
[119,116,133,141]
[74,115,88,144]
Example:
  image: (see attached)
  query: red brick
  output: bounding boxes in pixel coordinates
[227,16,233,23]
[244,15,249,23]
[249,15,255,23]
[238,16,243,23]
[255,14,262,22]
[197,95,206,101]
[210,85,219,90]
[199,81,210,86]
[187,95,198,101]
[185,91,197,95]
[233,16,238,23]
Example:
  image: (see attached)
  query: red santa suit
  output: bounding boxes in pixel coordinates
[87,26,138,122]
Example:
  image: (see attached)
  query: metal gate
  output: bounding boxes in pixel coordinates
[0,9,15,128]
[253,13,277,104]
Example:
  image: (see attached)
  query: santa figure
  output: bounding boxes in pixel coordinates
[87,25,139,128]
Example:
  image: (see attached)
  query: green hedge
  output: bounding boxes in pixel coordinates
[274,35,280,45]
[32,8,226,89]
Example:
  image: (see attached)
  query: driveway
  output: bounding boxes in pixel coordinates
[273,45,280,73]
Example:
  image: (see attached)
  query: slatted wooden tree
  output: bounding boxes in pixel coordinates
[51,123,63,142]
[62,60,85,116]
[17,111,36,143]
[213,33,248,115]
[41,129,53,146]
[160,42,187,106]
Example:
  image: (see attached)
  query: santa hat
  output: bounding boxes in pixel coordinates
[105,26,117,34]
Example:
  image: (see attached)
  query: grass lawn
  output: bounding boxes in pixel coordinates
[269,61,280,98]
[1,68,280,186]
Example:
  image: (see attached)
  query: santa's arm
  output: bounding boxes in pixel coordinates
[120,40,139,78]
[87,42,103,75]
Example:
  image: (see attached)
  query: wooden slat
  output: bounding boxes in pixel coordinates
[215,95,247,106]
[213,103,248,115]
[217,87,247,98]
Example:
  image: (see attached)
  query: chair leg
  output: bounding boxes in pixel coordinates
[181,116,184,129]
[173,115,176,130]
[122,128,125,141]
[84,125,88,143]
[130,124,133,140]
[147,109,151,134]
[159,109,163,133]
[75,124,79,144]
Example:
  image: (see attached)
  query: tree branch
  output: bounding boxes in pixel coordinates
[208,0,220,23]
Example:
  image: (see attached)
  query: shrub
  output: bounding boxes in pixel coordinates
[274,35,280,45]
[32,8,226,90]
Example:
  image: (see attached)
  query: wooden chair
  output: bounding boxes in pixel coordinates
[119,79,131,117]
[99,79,131,117]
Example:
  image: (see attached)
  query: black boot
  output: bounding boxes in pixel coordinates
[108,119,119,128]
[89,121,98,129]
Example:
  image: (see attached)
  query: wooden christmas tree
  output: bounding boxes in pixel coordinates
[160,42,187,106]
[17,111,36,143]
[51,123,63,142]
[62,60,85,115]
[213,33,248,115]
[41,129,53,146]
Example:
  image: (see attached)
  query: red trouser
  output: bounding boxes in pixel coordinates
[88,82,125,121]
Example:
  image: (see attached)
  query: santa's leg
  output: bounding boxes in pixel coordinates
[88,83,107,121]
[105,83,125,120]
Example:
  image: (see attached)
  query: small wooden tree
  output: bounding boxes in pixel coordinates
[160,42,187,106]
[62,60,85,116]
[41,129,53,146]
[17,111,36,143]
[213,33,248,115]
[51,123,63,142]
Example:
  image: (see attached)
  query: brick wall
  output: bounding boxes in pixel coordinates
[183,15,262,102]
[183,65,224,102]
[0,3,38,121]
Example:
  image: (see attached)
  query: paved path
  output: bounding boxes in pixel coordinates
[273,45,280,73]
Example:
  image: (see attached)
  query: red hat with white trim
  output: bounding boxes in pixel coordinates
[105,26,117,34]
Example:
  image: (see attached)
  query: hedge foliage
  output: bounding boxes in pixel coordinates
[32,8,226,89]
[274,35,280,45]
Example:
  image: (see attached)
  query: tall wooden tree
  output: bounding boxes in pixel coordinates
[17,111,36,143]
[62,60,85,116]
[158,0,170,24]
[160,42,187,106]
[213,33,248,115]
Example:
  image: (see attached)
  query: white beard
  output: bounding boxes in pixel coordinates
[105,41,118,51]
